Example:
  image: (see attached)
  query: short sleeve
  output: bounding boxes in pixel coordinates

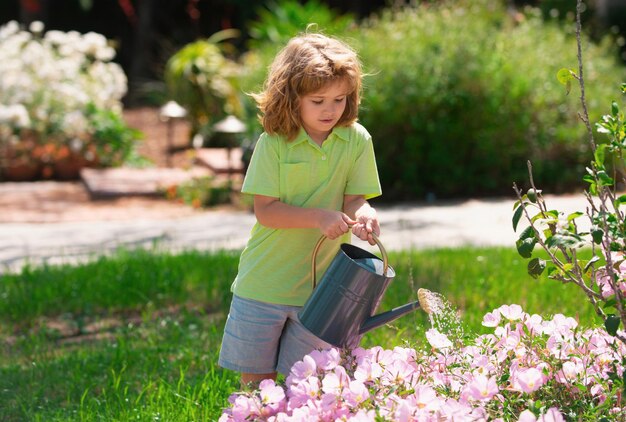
[344,131,382,200]
[241,133,280,198]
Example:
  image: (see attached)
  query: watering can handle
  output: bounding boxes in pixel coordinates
[311,226,388,289]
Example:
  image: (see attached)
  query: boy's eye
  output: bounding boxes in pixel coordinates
[311,100,323,105]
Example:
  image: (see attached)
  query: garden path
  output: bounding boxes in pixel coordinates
[0,181,590,275]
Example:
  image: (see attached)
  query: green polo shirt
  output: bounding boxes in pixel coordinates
[231,122,382,306]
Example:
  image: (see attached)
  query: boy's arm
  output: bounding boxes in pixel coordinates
[253,194,355,240]
[343,194,379,245]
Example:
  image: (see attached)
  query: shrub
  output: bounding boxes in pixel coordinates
[220,304,626,420]
[351,0,625,200]
[0,21,141,180]
[240,1,626,200]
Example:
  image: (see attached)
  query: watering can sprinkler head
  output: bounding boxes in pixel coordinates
[417,288,436,315]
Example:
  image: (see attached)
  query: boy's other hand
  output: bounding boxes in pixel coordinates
[317,210,355,239]
[352,207,379,245]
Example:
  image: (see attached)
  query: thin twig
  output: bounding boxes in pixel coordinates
[575,0,595,151]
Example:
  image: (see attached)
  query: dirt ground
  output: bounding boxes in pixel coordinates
[0,107,210,224]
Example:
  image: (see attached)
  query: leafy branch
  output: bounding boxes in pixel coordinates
[512,0,626,345]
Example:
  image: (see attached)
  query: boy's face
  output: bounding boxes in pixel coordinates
[299,79,349,145]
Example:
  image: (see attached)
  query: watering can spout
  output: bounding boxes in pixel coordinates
[359,300,421,335]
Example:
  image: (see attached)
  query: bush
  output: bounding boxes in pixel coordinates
[0,21,142,180]
[221,304,626,420]
[240,1,626,200]
[352,1,625,199]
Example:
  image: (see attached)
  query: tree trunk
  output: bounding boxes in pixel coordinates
[126,0,156,105]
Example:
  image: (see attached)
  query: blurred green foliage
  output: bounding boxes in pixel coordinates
[238,0,626,200]
[247,0,354,50]
[164,30,243,144]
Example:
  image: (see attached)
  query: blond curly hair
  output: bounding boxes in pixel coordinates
[252,33,362,141]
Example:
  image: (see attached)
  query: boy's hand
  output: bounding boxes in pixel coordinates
[317,210,355,239]
[352,207,379,245]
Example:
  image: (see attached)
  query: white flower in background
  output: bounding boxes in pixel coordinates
[0,104,31,128]
[29,20,44,34]
[62,111,89,138]
[0,20,19,40]
[0,20,128,140]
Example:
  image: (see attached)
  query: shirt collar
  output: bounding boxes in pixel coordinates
[288,126,351,149]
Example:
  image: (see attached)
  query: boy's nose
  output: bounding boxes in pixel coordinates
[324,103,339,114]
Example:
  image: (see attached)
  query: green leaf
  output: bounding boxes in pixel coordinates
[516,237,536,258]
[547,266,559,277]
[583,255,601,272]
[528,258,546,279]
[518,225,535,241]
[545,210,559,219]
[612,101,620,117]
[556,68,571,84]
[616,195,626,205]
[566,212,583,222]
[513,205,523,231]
[603,297,617,309]
[596,170,614,186]
[556,68,575,95]
[546,233,585,249]
[591,226,604,244]
[605,314,620,336]
[594,143,607,166]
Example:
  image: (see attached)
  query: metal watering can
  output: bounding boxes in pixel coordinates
[298,231,422,348]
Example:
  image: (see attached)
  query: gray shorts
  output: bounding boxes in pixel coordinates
[218,295,332,375]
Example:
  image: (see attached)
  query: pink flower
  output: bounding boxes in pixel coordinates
[287,376,320,408]
[498,330,521,351]
[287,354,317,385]
[482,310,502,327]
[524,314,544,334]
[462,374,498,401]
[498,304,524,321]
[412,384,440,411]
[469,354,496,376]
[342,379,370,407]
[321,366,349,395]
[291,405,321,420]
[555,359,583,384]
[229,394,260,420]
[518,409,537,422]
[382,358,417,385]
[513,367,547,393]
[308,348,341,371]
[348,409,377,421]
[259,379,285,404]
[537,407,565,422]
[353,358,383,383]
[426,328,453,350]
[438,398,486,420]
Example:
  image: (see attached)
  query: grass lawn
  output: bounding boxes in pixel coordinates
[0,247,598,421]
